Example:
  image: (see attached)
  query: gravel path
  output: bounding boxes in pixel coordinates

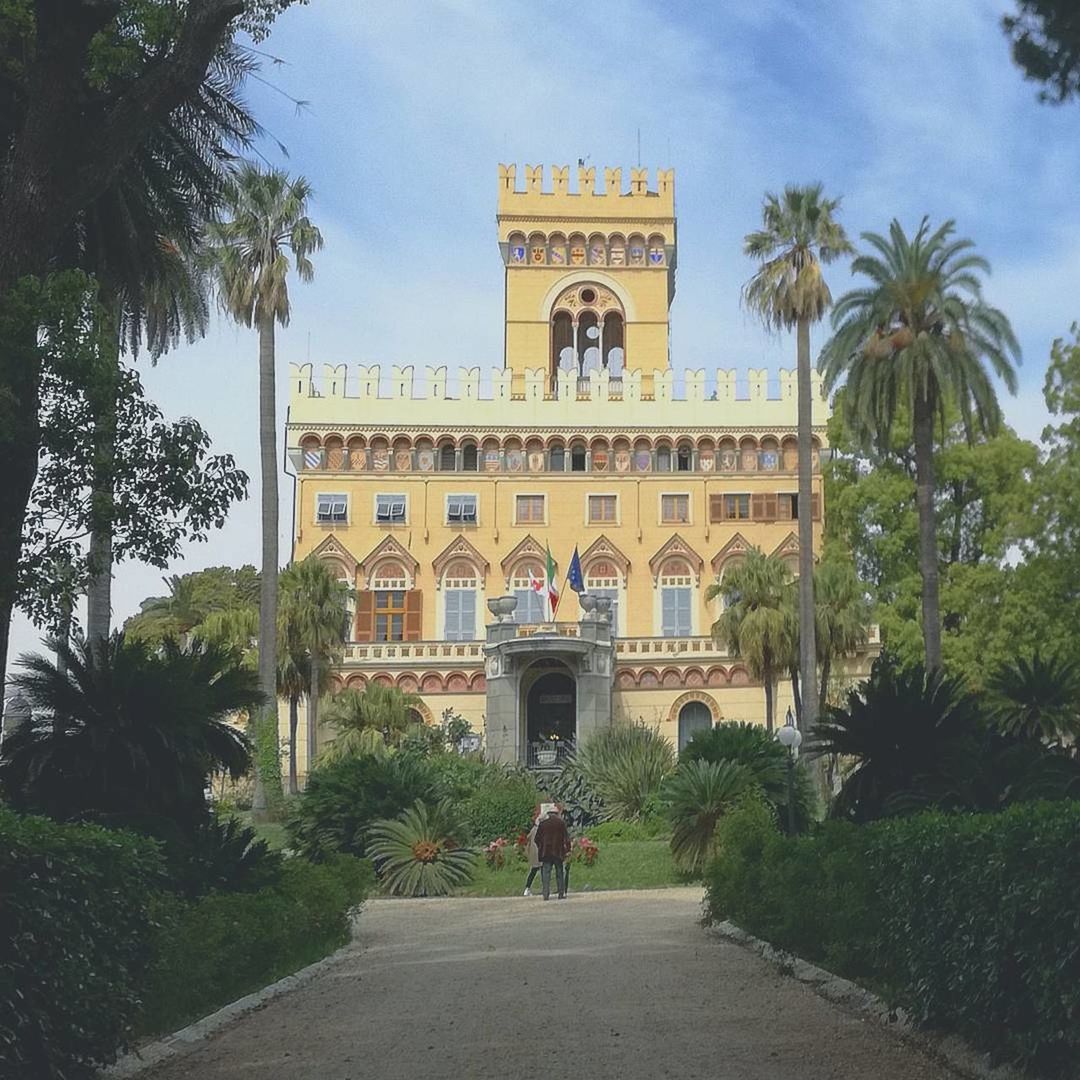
[142,887,958,1080]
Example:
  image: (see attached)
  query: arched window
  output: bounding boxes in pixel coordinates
[529,232,547,265]
[438,441,457,471]
[552,311,575,374]
[442,560,478,642]
[628,233,646,266]
[512,562,546,624]
[549,441,566,472]
[678,701,712,752]
[570,441,587,473]
[549,282,627,381]
[508,232,527,264]
[588,233,607,266]
[659,559,694,638]
[676,441,693,472]
[603,312,624,376]
[371,561,408,642]
[585,559,621,636]
[648,233,666,266]
[609,233,626,267]
[549,232,567,267]
[461,441,479,472]
[656,444,672,473]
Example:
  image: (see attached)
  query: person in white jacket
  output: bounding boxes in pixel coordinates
[522,811,542,896]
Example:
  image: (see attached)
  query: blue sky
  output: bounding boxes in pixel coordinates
[10,0,1080,660]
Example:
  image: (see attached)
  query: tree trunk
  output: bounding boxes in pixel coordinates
[0,304,43,711]
[818,655,832,720]
[796,315,818,731]
[288,693,299,796]
[789,666,801,727]
[86,293,121,648]
[308,651,320,779]
[763,673,775,733]
[913,389,943,672]
[252,317,280,819]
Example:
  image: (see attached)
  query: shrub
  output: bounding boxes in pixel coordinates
[139,854,373,1036]
[680,721,816,832]
[588,818,667,843]
[543,763,606,828]
[573,723,675,821]
[483,836,509,869]
[704,800,1080,1074]
[367,801,478,897]
[426,751,511,802]
[665,760,756,874]
[461,772,539,844]
[287,752,435,860]
[570,836,600,866]
[0,809,164,1080]
[159,816,283,898]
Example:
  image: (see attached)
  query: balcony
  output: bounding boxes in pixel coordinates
[526,739,575,770]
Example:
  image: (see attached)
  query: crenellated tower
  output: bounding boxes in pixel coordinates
[497,164,676,383]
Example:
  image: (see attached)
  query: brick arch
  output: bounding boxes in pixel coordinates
[667,690,721,726]
[396,673,419,694]
[420,672,445,693]
[705,666,728,688]
[445,670,470,692]
[638,667,660,689]
[468,672,486,692]
[615,669,637,690]
[728,665,752,687]
[345,674,368,690]
[683,666,706,688]
[660,667,683,688]
[329,674,345,694]
[371,672,394,688]
[407,699,435,726]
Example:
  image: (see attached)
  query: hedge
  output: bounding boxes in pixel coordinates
[139,854,374,1036]
[0,808,165,1080]
[0,808,374,1080]
[704,799,1080,1075]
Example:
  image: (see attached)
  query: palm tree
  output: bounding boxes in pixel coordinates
[814,553,871,716]
[743,184,853,731]
[320,683,423,762]
[205,165,322,817]
[820,218,1020,671]
[128,574,209,646]
[278,557,351,773]
[67,48,258,647]
[708,548,795,732]
[0,633,260,828]
[985,651,1080,745]
[277,645,310,795]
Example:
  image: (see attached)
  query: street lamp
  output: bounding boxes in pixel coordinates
[777,708,803,836]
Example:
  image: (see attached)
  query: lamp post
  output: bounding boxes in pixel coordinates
[777,707,803,836]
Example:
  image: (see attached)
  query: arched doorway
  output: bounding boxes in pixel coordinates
[678,700,712,753]
[525,666,576,767]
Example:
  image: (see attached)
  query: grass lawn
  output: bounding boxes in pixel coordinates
[455,840,692,897]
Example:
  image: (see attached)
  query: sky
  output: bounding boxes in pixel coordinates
[8,0,1080,665]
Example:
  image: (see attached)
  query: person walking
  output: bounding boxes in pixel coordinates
[534,806,571,900]
[522,811,542,896]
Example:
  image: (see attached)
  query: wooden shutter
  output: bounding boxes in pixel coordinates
[764,494,778,522]
[709,494,724,523]
[355,591,375,642]
[750,494,766,521]
[404,590,423,641]
[811,493,822,521]
[661,587,678,637]
[444,589,460,640]
[461,589,476,639]
[777,495,793,521]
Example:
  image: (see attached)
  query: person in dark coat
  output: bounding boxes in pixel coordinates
[533,807,571,900]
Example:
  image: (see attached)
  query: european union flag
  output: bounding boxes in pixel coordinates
[567,547,585,594]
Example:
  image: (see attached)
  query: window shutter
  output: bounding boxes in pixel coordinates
[676,588,692,636]
[709,494,724,523]
[444,590,461,640]
[764,494,778,521]
[461,589,476,639]
[355,591,375,642]
[750,494,766,520]
[811,493,822,521]
[778,495,793,521]
[404,590,423,641]
[661,588,677,636]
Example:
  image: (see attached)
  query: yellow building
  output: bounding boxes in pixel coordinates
[284,164,877,777]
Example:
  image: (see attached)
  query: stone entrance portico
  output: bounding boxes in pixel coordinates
[483,596,614,766]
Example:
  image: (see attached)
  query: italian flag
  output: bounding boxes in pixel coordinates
[546,544,560,617]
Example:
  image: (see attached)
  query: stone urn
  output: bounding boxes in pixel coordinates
[578,593,598,618]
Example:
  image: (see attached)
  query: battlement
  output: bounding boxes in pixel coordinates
[287,363,827,434]
[497,164,674,221]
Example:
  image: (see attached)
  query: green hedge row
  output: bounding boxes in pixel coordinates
[139,854,374,1037]
[704,798,1080,1075]
[0,809,373,1080]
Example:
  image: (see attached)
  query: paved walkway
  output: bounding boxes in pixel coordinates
[142,888,958,1080]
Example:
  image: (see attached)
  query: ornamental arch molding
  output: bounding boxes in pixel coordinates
[667,691,722,726]
[538,270,638,322]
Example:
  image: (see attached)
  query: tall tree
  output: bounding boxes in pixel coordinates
[707,547,795,732]
[320,684,424,761]
[278,557,351,775]
[813,550,871,715]
[820,218,1020,671]
[0,0,297,696]
[1003,1,1080,102]
[205,165,322,816]
[742,184,852,731]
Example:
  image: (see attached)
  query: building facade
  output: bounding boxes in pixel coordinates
[284,164,876,778]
